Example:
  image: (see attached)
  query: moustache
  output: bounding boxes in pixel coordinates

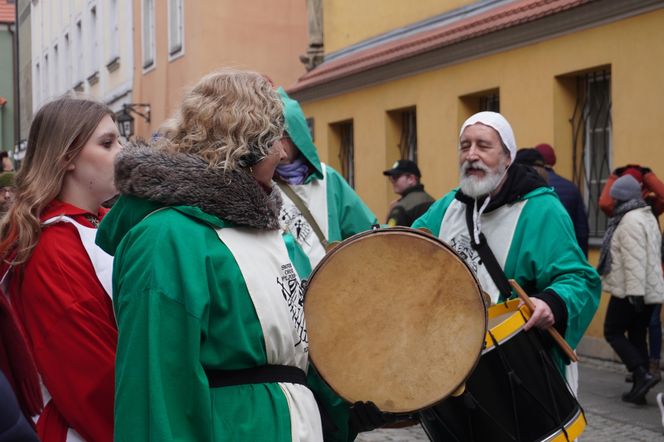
[461,160,490,175]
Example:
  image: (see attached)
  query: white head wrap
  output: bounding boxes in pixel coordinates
[459,111,516,163]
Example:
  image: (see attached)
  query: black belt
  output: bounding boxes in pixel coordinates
[206,364,339,434]
[205,364,307,388]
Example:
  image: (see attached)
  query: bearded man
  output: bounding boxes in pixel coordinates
[413,111,600,378]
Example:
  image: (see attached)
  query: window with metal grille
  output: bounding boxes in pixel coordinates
[479,93,500,112]
[399,109,417,162]
[339,122,355,188]
[571,70,612,240]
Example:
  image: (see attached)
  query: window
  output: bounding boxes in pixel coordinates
[43,53,49,100]
[34,62,40,107]
[168,0,184,57]
[142,0,156,69]
[108,0,120,62]
[64,33,71,88]
[89,6,98,74]
[75,20,83,83]
[53,44,59,93]
[570,69,612,239]
[330,121,355,187]
[459,88,500,125]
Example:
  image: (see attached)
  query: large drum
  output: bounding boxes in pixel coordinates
[419,299,586,442]
[304,227,487,413]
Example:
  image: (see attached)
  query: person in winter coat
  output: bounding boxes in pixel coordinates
[273,88,377,268]
[535,143,589,256]
[0,97,120,441]
[599,174,664,404]
[96,69,353,442]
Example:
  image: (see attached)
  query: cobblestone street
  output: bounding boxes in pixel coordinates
[357,358,664,441]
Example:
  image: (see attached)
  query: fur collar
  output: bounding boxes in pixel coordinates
[114,144,282,230]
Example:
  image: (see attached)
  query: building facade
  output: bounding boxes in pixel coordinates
[0,0,15,154]
[129,0,308,139]
[30,0,134,116]
[288,0,664,359]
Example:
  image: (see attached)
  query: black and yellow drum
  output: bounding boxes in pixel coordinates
[419,298,586,442]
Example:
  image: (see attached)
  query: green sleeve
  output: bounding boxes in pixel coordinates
[325,166,378,242]
[505,193,601,351]
[411,191,457,236]
[113,214,213,441]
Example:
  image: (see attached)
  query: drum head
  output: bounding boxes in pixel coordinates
[304,228,487,413]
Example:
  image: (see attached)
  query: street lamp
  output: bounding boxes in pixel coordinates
[116,103,151,139]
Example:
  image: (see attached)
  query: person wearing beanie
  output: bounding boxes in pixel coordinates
[272,88,377,269]
[0,171,15,215]
[382,159,434,226]
[95,70,352,441]
[599,174,664,404]
[413,112,600,439]
[599,164,664,384]
[535,143,589,256]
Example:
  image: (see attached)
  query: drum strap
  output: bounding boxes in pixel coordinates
[276,181,329,248]
[205,364,307,388]
[464,203,512,299]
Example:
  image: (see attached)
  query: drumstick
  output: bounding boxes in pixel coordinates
[508,279,578,363]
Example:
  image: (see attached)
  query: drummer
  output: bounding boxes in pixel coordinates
[412,111,600,378]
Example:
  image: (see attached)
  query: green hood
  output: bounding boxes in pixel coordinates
[277,87,323,181]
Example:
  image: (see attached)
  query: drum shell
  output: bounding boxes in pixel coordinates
[420,302,584,442]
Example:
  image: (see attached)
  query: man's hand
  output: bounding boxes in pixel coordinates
[522,297,555,330]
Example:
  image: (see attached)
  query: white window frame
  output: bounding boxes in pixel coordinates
[168,0,185,61]
[142,0,156,71]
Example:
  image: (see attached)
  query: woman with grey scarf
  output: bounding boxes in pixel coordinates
[600,174,664,404]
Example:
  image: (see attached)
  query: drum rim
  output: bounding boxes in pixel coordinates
[305,226,489,413]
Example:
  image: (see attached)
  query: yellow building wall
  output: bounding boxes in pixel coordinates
[299,9,664,346]
[323,0,476,53]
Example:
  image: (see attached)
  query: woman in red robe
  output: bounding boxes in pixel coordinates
[0,97,121,442]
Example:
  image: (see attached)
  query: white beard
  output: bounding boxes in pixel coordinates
[459,159,507,198]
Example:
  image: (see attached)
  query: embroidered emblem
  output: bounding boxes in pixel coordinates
[280,204,313,247]
[277,263,308,350]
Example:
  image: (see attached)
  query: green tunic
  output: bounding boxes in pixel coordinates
[97,195,352,441]
[413,186,601,372]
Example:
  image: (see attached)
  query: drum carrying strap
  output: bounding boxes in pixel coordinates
[276,181,329,249]
[464,203,512,299]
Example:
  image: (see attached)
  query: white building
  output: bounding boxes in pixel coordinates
[30,0,133,114]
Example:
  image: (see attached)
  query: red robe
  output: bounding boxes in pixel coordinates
[7,200,116,442]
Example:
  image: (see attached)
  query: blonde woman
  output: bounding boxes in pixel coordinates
[96,69,350,441]
[0,97,120,441]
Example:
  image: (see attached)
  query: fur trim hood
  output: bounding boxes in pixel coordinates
[114,143,282,230]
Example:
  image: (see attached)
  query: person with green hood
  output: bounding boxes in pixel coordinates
[274,88,377,268]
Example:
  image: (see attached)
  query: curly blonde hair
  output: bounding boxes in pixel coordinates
[161,69,284,170]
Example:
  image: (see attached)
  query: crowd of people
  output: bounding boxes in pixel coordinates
[0,67,661,441]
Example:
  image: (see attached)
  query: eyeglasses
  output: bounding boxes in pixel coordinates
[389,174,404,182]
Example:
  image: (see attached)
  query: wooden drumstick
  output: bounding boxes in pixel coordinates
[508,279,578,363]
